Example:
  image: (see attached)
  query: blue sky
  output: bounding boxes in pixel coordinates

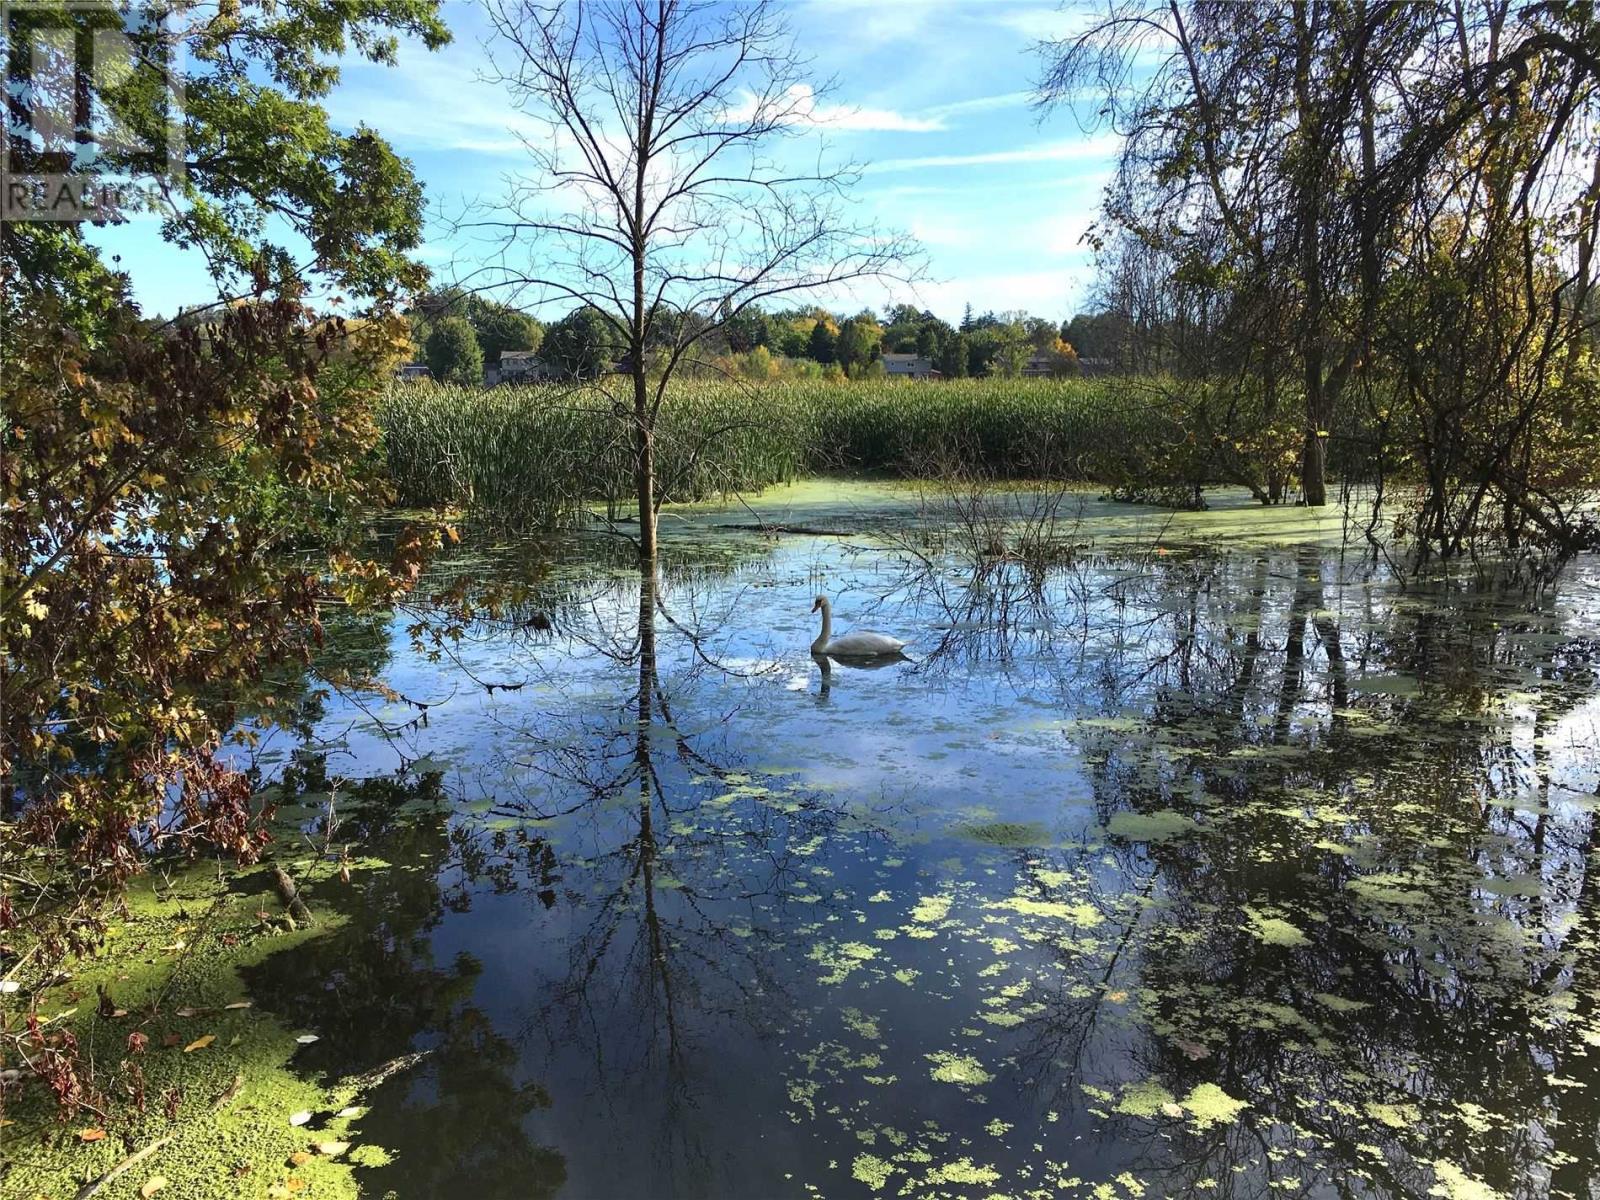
[93,0,1117,326]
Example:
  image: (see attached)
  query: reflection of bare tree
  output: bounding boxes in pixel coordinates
[257,518,1599,1197]
[462,564,876,1194]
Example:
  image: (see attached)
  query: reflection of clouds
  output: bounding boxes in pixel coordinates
[280,493,1600,1198]
[781,664,817,692]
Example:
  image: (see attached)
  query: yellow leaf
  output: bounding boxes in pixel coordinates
[140,1177,169,1198]
[79,1128,107,1142]
[183,1034,215,1052]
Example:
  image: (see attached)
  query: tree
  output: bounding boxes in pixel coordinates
[938,334,970,379]
[723,306,773,354]
[425,316,485,384]
[3,0,448,309]
[1039,0,1600,512]
[470,300,544,362]
[1063,312,1134,366]
[470,0,917,561]
[1,275,445,1114]
[1041,337,1079,376]
[836,317,878,372]
[808,318,839,365]
[543,307,621,380]
[0,0,457,1127]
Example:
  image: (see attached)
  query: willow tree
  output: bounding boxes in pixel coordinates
[470,0,917,561]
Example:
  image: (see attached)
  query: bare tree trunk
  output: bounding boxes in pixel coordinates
[634,371,656,563]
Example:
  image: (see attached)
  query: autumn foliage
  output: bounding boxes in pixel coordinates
[1,276,433,954]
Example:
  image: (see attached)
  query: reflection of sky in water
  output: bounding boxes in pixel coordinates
[239,489,1600,1200]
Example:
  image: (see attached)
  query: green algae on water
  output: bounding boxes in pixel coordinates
[1106,810,1198,842]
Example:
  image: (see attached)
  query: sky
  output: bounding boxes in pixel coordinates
[92,0,1119,327]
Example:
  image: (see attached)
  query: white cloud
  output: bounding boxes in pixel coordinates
[990,4,1101,43]
[328,50,544,158]
[1011,211,1099,257]
[925,91,1036,119]
[863,134,1121,173]
[725,83,946,133]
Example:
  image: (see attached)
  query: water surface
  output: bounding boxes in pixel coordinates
[240,484,1600,1199]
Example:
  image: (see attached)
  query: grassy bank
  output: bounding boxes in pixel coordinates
[377,377,1168,529]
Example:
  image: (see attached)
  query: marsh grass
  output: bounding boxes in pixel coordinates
[378,377,1158,529]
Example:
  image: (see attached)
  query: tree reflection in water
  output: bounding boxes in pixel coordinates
[240,524,1600,1199]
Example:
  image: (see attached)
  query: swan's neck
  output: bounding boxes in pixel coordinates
[811,603,831,653]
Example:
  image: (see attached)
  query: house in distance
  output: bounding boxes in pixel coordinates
[881,352,939,380]
[487,349,558,386]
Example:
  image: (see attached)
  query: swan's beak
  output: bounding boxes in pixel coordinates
[810,598,821,613]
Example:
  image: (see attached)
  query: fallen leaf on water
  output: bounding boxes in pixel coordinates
[140,1176,168,1198]
[294,1034,319,1045]
[183,1034,215,1052]
[336,1106,363,1118]
[286,1178,306,1193]
[316,1141,350,1157]
[161,1033,181,1048]
[1175,1039,1211,1061]
[174,1007,200,1018]
[78,1128,107,1142]
[224,1000,253,1010]
[1160,1101,1186,1119]
[289,1152,311,1167]
[288,1111,313,1127]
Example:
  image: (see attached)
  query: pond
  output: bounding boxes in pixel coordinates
[237,483,1600,1199]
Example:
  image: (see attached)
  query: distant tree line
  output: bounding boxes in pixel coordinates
[415,289,1114,383]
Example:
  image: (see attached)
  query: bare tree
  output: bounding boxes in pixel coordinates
[462,0,919,562]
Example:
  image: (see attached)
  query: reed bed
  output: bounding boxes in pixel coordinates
[377,376,1165,529]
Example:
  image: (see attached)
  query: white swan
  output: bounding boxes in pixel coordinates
[810,595,908,657]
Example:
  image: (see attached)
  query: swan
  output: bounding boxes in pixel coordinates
[810,595,908,657]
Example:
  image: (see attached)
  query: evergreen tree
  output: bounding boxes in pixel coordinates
[808,319,837,364]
